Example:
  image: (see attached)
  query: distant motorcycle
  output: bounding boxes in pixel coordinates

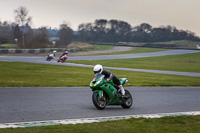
[57,54,67,63]
[46,53,54,61]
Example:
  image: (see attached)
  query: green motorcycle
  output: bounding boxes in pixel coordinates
[90,73,133,110]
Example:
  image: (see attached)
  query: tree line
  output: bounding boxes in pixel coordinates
[76,19,200,43]
[0,6,72,48]
[0,6,200,48]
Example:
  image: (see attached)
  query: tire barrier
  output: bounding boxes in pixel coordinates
[0,47,96,54]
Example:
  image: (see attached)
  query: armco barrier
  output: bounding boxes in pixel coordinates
[39,49,46,53]
[0,47,90,54]
[15,49,22,53]
[28,49,35,53]
[0,49,8,54]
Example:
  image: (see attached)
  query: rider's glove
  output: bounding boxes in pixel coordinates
[106,78,111,81]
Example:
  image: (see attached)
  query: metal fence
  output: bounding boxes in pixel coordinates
[0,48,81,54]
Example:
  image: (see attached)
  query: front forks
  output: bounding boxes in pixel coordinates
[93,90,103,99]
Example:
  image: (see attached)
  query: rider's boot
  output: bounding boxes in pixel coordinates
[118,85,128,99]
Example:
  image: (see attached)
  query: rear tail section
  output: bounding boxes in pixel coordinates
[119,78,128,85]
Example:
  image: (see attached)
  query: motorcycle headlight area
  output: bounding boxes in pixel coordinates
[96,80,101,84]
[95,77,104,85]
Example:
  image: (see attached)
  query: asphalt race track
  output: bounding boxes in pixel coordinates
[0,49,199,61]
[1,49,200,77]
[0,87,200,123]
[0,49,200,123]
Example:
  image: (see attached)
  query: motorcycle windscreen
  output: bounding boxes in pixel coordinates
[94,73,104,79]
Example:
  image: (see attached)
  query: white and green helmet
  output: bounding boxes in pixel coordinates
[93,64,103,74]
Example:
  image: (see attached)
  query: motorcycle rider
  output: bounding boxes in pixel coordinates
[93,64,127,98]
[59,50,68,59]
[52,50,56,56]
[48,50,56,58]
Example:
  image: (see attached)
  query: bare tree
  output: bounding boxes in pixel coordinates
[31,26,49,48]
[0,21,11,44]
[14,6,32,48]
[59,22,73,46]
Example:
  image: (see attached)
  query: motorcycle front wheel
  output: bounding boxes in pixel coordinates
[121,90,133,108]
[92,92,106,110]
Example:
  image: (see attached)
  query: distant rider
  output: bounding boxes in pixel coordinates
[93,64,127,98]
[48,50,56,58]
[59,50,68,59]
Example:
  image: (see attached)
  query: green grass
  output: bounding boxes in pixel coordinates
[79,44,114,52]
[126,40,200,46]
[154,40,200,45]
[0,44,17,48]
[70,42,115,51]
[79,47,170,56]
[0,61,200,87]
[1,115,200,133]
[68,52,200,73]
[68,43,115,53]
[124,40,200,49]
[91,44,115,51]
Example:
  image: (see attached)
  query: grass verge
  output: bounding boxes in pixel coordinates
[0,61,200,87]
[0,44,17,48]
[68,52,200,73]
[154,40,200,45]
[91,44,115,51]
[0,115,200,133]
[79,47,170,56]
[68,43,115,52]
[125,40,200,49]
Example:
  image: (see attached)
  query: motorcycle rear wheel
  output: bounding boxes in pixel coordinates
[121,90,132,108]
[92,92,106,110]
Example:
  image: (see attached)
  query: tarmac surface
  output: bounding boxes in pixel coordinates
[0,47,200,123]
[0,87,200,123]
[0,49,200,77]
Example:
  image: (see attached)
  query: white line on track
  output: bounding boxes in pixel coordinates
[0,60,13,62]
[0,111,200,128]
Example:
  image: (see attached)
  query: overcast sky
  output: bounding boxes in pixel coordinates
[0,0,199,36]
